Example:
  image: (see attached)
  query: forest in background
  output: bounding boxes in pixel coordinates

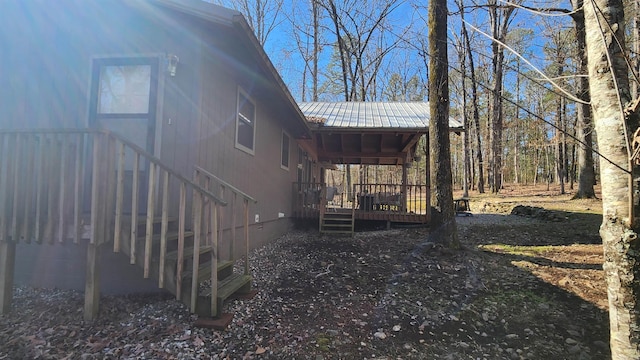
[208,0,640,195]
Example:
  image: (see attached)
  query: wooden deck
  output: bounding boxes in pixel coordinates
[293,182,429,224]
[295,207,428,224]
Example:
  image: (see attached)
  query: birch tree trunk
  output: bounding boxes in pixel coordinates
[584,0,640,357]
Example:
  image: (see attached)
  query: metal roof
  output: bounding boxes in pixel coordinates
[298,102,463,130]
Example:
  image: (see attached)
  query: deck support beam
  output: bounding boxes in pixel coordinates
[84,242,101,321]
[0,241,16,314]
[425,136,431,221]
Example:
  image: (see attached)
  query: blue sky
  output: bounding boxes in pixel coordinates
[239,0,573,106]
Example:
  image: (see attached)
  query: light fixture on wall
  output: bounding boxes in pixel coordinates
[166,53,179,77]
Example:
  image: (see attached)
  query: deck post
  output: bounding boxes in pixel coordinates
[84,242,101,321]
[401,164,408,212]
[425,136,431,222]
[0,240,16,314]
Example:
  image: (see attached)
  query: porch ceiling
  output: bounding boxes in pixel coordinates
[315,130,423,165]
[298,102,464,166]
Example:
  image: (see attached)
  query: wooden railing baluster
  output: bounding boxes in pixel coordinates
[0,133,7,243]
[130,152,140,264]
[34,135,45,243]
[218,185,225,258]
[190,190,202,312]
[46,135,59,243]
[22,134,35,243]
[73,133,84,244]
[176,182,186,300]
[104,137,116,244]
[11,134,21,243]
[144,162,156,278]
[243,199,250,276]
[210,201,218,316]
[159,170,169,288]
[90,134,102,245]
[230,192,236,261]
[113,141,125,252]
[57,135,68,243]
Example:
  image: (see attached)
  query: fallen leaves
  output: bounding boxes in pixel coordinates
[0,213,611,360]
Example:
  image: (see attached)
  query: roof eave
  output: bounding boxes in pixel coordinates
[145,0,312,139]
[230,17,312,139]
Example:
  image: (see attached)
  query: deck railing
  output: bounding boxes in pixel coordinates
[293,182,427,215]
[353,183,428,214]
[0,129,226,319]
[193,166,256,316]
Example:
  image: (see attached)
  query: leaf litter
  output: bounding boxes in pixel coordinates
[0,198,610,359]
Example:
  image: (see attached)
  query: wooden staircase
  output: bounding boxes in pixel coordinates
[320,210,354,235]
[319,187,354,235]
[0,129,256,321]
[119,216,252,318]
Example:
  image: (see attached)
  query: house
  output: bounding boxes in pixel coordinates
[0,0,319,321]
[0,0,462,322]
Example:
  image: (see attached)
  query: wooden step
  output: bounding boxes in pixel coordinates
[165,242,209,261]
[201,272,252,299]
[320,229,354,234]
[192,273,252,317]
[182,259,235,283]
[322,223,353,228]
[323,214,353,220]
[321,211,354,235]
[217,273,252,300]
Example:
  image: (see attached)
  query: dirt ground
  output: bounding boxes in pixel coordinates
[0,184,611,359]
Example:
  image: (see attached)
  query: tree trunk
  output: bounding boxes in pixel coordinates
[584,0,640,357]
[460,6,484,193]
[312,0,319,101]
[429,0,459,248]
[514,59,521,185]
[555,52,565,194]
[459,36,470,198]
[571,0,596,199]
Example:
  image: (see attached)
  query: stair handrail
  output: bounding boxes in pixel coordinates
[194,166,257,204]
[102,131,227,206]
[193,166,257,317]
[193,166,256,269]
[0,128,229,317]
[0,129,227,206]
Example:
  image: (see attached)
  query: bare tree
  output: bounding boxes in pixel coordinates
[584,0,640,356]
[429,0,459,248]
[487,0,516,193]
[571,0,597,199]
[458,0,485,193]
[287,1,322,101]
[320,0,403,101]
[213,0,285,45]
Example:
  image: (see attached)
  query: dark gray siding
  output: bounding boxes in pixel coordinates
[1,0,306,286]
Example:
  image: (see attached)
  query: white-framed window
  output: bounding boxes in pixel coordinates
[235,88,256,154]
[281,131,290,170]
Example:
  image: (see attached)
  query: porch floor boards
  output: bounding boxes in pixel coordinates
[295,208,427,224]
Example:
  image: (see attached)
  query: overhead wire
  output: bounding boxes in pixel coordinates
[498,0,583,17]
[344,2,630,173]
[463,20,589,104]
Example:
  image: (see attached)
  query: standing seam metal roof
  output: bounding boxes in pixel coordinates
[298,102,463,129]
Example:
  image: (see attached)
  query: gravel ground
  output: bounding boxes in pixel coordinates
[0,209,610,359]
